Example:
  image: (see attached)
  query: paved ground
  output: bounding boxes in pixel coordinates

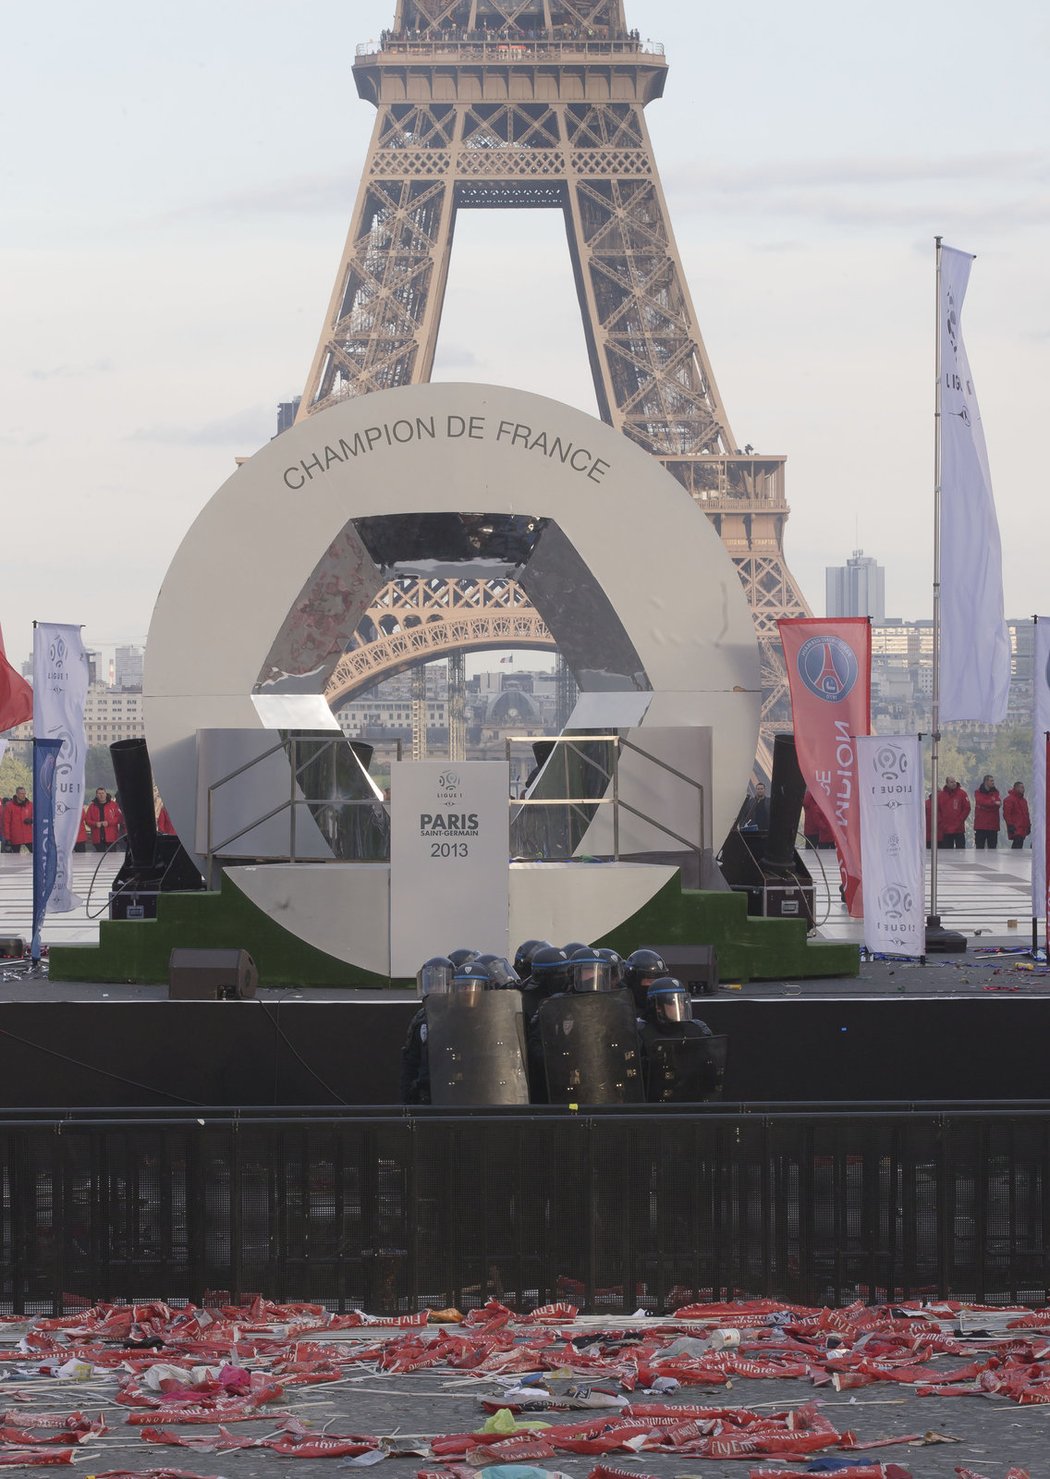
[0,1317,1045,1479]
[811,844,1036,945]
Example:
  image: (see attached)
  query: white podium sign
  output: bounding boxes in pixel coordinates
[390,761,510,977]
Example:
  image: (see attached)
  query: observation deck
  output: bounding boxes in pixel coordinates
[353,33,667,105]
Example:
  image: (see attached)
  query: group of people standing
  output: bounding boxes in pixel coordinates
[797,776,1032,852]
[2,786,128,855]
[928,775,1030,850]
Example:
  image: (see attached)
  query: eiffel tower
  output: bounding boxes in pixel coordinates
[301,0,811,771]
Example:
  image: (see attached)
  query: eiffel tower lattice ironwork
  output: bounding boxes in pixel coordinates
[302,0,811,768]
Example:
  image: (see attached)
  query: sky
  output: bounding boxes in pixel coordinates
[3,0,1049,674]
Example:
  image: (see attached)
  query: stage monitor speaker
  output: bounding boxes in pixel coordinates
[168,948,258,1000]
[653,944,719,995]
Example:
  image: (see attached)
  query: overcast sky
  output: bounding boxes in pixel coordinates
[3,0,1048,672]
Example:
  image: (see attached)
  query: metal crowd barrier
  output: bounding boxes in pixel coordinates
[1,1103,1048,1315]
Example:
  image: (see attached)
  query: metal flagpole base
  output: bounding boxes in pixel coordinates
[925,914,967,954]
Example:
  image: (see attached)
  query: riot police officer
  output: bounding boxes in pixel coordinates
[519,944,573,1026]
[641,976,724,1103]
[401,955,454,1104]
[530,949,643,1105]
[426,959,530,1106]
[623,948,668,1013]
[513,938,551,980]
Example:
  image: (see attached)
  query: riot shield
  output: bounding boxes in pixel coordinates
[425,992,530,1107]
[537,989,644,1105]
[644,1033,728,1103]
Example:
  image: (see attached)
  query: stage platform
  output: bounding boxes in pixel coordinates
[1,846,1045,1106]
[0,951,1046,1105]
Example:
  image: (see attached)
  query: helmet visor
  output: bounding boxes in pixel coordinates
[449,976,487,1005]
[486,957,520,988]
[573,958,613,993]
[418,961,453,997]
[650,985,693,1024]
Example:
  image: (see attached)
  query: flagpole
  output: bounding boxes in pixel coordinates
[1034,616,1041,959]
[928,236,943,930]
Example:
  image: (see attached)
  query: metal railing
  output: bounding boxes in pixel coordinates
[355,38,666,60]
[1,1103,1048,1315]
[508,732,705,864]
[202,731,704,879]
[204,734,395,887]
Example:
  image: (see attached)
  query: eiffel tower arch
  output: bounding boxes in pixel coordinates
[301,1,810,771]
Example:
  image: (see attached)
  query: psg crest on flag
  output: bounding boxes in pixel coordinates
[796,635,860,703]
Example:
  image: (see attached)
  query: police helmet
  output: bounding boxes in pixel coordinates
[417,956,454,998]
[449,959,491,1005]
[595,947,625,988]
[570,952,614,993]
[478,953,520,988]
[624,948,669,1010]
[562,941,589,958]
[513,939,549,977]
[647,976,695,1026]
[448,947,479,968]
[528,944,573,994]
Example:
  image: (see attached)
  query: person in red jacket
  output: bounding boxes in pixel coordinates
[972,774,1001,849]
[3,786,33,853]
[937,775,971,849]
[156,803,177,835]
[85,786,121,852]
[1003,781,1031,850]
[802,789,834,849]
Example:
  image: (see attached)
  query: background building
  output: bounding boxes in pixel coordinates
[826,550,886,623]
[871,618,1033,733]
[114,645,144,690]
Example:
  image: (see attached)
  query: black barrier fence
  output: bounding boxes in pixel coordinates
[3,1104,1050,1316]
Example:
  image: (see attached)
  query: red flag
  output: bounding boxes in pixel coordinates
[778,617,872,917]
[0,624,32,733]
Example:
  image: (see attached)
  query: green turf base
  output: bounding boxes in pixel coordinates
[48,868,858,988]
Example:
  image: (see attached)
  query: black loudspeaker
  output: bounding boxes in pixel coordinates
[110,737,158,871]
[652,944,719,995]
[763,732,807,871]
[107,738,205,920]
[168,948,258,1000]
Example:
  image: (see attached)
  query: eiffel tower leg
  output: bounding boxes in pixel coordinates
[560,104,734,458]
[300,105,459,414]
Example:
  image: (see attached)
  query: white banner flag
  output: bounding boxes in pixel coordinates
[1033,618,1050,921]
[857,736,925,958]
[938,245,1010,723]
[32,624,89,912]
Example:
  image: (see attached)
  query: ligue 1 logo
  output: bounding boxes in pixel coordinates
[879,883,913,921]
[797,636,859,703]
[437,768,463,802]
[873,743,907,783]
[945,286,959,356]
